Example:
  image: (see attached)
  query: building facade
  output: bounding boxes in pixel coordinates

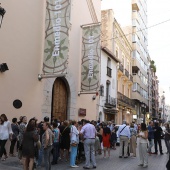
[0,0,101,122]
[131,0,149,123]
[151,71,159,120]
[113,19,134,124]
[101,9,134,124]
[98,47,119,122]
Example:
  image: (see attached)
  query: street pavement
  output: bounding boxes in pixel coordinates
[0,139,169,170]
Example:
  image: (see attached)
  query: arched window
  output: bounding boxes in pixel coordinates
[106,80,110,103]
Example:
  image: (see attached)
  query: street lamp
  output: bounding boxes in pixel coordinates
[0,4,6,28]
[162,91,165,123]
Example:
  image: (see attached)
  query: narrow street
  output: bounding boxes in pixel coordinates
[0,140,168,170]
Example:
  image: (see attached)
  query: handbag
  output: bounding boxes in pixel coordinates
[70,126,78,147]
[36,140,41,150]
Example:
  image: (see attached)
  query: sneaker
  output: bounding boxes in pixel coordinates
[143,165,148,168]
[71,165,79,168]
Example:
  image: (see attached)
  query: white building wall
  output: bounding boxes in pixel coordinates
[99,51,118,122]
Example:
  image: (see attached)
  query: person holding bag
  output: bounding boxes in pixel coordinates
[70,120,80,168]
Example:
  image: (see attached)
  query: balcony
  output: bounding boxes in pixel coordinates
[119,63,124,72]
[107,67,112,77]
[105,95,117,108]
[117,92,135,108]
[124,69,129,78]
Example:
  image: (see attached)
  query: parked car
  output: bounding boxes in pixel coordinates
[115,125,121,146]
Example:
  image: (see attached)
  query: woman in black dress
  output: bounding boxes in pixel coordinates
[59,120,70,161]
[22,120,38,170]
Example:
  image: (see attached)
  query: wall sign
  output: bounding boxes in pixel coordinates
[43,0,71,74]
[81,24,101,91]
[79,108,86,116]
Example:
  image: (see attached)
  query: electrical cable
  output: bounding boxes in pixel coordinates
[101,18,170,42]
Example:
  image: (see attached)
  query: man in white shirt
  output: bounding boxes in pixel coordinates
[118,120,130,158]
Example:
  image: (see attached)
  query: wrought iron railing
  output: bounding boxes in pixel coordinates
[105,95,117,107]
[117,92,135,108]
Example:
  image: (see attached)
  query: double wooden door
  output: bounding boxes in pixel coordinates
[52,78,68,121]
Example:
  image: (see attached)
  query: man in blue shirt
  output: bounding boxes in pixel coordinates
[118,120,130,158]
[148,121,154,154]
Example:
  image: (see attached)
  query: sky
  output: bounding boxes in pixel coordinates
[147,0,170,105]
[101,0,170,105]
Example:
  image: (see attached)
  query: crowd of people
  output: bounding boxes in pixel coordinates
[0,114,170,170]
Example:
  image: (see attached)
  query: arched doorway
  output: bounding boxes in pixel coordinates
[52,78,68,121]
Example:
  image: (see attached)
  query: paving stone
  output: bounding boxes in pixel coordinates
[0,140,168,170]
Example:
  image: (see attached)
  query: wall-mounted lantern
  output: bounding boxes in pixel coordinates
[0,4,6,28]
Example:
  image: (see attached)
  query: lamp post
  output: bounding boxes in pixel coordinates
[0,4,6,28]
[162,91,165,123]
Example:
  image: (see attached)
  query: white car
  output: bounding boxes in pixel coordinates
[161,126,165,139]
[115,125,121,146]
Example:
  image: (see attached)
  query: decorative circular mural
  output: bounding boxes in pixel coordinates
[13,99,22,109]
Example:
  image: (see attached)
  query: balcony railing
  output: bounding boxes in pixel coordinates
[117,92,135,108]
[119,63,124,72]
[105,95,117,108]
[130,74,133,82]
[124,69,129,78]
[107,67,112,77]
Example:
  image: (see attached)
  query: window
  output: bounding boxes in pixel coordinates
[106,80,110,103]
[122,84,124,95]
[116,50,118,58]
[128,88,130,98]
[127,61,129,72]
[107,58,112,77]
[122,56,124,66]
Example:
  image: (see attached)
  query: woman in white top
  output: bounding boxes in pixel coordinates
[138,123,148,168]
[70,120,80,168]
[0,114,13,161]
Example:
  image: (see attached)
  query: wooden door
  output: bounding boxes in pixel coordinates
[52,78,68,121]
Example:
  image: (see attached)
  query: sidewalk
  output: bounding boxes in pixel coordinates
[0,140,169,170]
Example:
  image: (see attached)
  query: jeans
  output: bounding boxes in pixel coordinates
[37,146,44,166]
[44,145,52,170]
[52,142,59,163]
[84,139,96,168]
[165,140,170,153]
[70,145,78,166]
[0,140,7,158]
[10,139,17,154]
[148,139,154,153]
